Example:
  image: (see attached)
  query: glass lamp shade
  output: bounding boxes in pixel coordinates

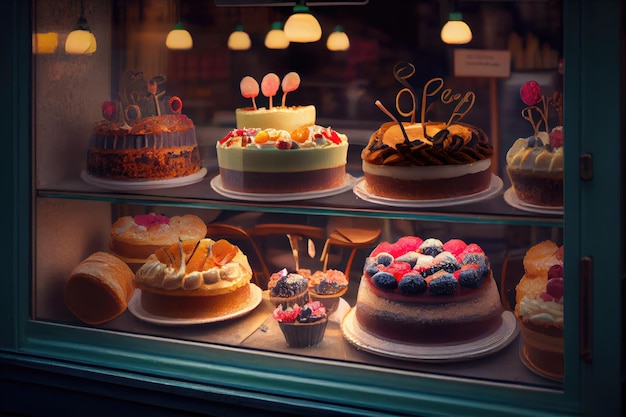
[228,25,251,50]
[440,12,472,45]
[65,29,97,55]
[33,32,59,54]
[284,5,322,43]
[265,22,289,49]
[166,23,193,50]
[326,26,349,51]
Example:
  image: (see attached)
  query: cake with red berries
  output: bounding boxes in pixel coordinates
[216,72,349,194]
[506,81,564,207]
[273,301,328,348]
[86,70,202,181]
[361,66,494,200]
[349,236,504,344]
[515,240,564,379]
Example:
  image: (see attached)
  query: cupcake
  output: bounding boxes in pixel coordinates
[506,81,564,207]
[303,269,348,314]
[515,240,564,379]
[267,268,309,307]
[273,301,328,348]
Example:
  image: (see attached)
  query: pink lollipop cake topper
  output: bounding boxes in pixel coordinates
[261,73,280,109]
[520,80,563,137]
[240,76,260,110]
[281,72,301,107]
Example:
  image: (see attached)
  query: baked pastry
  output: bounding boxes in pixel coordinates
[109,213,207,270]
[216,72,349,194]
[506,81,564,207]
[301,269,348,313]
[515,240,564,379]
[86,70,202,181]
[267,268,310,307]
[64,251,135,325]
[351,236,504,344]
[273,301,328,348]
[361,66,493,200]
[134,238,253,319]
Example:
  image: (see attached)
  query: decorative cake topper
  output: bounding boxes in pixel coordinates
[520,80,563,137]
[375,62,476,146]
[240,72,302,110]
[101,70,183,126]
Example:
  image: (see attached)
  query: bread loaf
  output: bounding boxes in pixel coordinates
[64,251,135,325]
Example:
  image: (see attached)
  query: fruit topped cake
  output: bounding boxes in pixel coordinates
[515,240,564,379]
[86,69,202,181]
[350,235,504,344]
[216,72,349,194]
[360,63,494,200]
[506,81,564,207]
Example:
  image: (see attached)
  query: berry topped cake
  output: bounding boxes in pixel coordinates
[86,70,202,181]
[361,63,494,200]
[515,240,564,379]
[216,72,349,194]
[506,81,564,207]
[350,235,505,344]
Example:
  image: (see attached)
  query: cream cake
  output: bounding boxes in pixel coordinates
[361,67,494,200]
[86,70,202,181]
[506,81,564,207]
[134,238,253,319]
[216,72,349,194]
[352,236,504,344]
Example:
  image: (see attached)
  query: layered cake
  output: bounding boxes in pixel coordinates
[109,213,207,271]
[134,238,254,318]
[361,66,494,200]
[506,81,564,207]
[86,70,202,180]
[216,72,349,194]
[352,236,504,344]
[515,240,564,379]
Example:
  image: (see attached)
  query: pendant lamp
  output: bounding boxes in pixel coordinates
[166,22,193,50]
[326,26,350,51]
[265,21,289,49]
[166,0,192,50]
[284,3,322,43]
[65,0,97,55]
[228,24,251,50]
[440,12,472,45]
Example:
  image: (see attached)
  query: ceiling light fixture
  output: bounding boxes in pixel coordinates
[228,24,251,50]
[326,25,349,51]
[440,12,472,45]
[64,0,97,55]
[265,21,289,49]
[284,3,322,43]
[166,22,193,50]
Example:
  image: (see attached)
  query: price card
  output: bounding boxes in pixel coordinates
[454,49,511,78]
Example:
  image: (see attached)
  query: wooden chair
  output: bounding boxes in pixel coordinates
[249,224,327,275]
[320,227,382,277]
[205,223,270,287]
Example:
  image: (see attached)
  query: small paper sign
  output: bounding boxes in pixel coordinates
[454,49,511,78]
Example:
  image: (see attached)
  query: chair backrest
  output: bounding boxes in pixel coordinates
[205,223,270,287]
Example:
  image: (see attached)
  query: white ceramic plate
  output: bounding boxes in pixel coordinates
[127,284,262,326]
[503,187,563,215]
[352,175,503,208]
[81,168,208,191]
[210,174,358,202]
[341,309,519,362]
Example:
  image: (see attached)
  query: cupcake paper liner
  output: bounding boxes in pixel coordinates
[278,318,328,348]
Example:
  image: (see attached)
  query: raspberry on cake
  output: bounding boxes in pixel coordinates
[86,70,202,181]
[353,236,504,344]
[361,64,494,200]
[216,72,349,194]
[506,81,564,207]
